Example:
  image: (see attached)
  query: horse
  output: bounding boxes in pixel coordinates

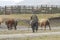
[30,14,39,32]
[5,18,18,30]
[30,20,38,32]
[38,19,51,30]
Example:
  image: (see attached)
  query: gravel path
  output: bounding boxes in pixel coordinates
[0,32,60,39]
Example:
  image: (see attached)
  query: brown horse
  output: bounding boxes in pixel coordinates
[38,19,51,30]
[5,18,18,30]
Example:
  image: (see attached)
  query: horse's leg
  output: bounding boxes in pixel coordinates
[10,25,13,30]
[14,24,17,30]
[48,24,51,30]
[36,23,38,32]
[40,24,43,30]
[7,25,10,30]
[32,27,34,32]
[44,25,46,30]
[14,25,17,30]
[32,26,35,33]
[8,24,12,30]
[14,21,17,30]
[36,26,38,32]
[31,24,35,33]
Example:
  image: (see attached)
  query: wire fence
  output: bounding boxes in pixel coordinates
[0,5,60,14]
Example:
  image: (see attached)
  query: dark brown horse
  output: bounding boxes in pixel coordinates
[30,14,38,32]
[38,19,51,30]
[5,18,18,30]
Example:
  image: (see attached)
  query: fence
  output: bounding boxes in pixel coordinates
[0,5,60,14]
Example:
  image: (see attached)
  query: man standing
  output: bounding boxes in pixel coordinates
[30,14,38,32]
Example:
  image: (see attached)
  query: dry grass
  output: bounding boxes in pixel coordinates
[0,14,60,19]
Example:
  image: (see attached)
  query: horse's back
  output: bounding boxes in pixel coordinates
[5,18,14,24]
[38,19,50,26]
